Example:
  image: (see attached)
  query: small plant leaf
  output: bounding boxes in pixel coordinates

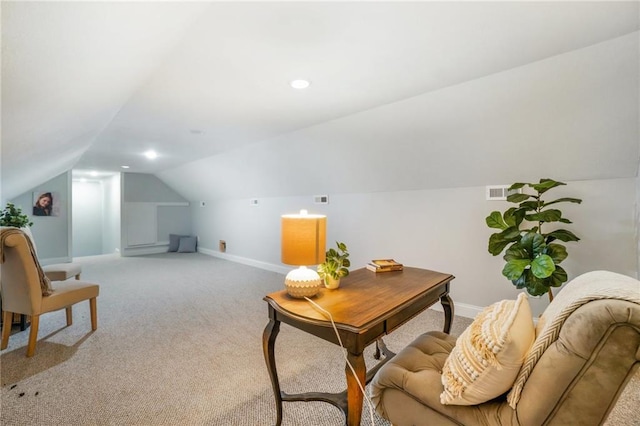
[543,197,582,207]
[520,232,545,256]
[503,207,526,228]
[546,229,580,242]
[507,193,532,203]
[531,254,556,279]
[503,244,528,261]
[526,274,550,296]
[486,211,508,230]
[548,266,568,287]
[525,209,562,223]
[502,259,530,280]
[532,179,565,194]
[488,227,521,255]
[544,243,568,264]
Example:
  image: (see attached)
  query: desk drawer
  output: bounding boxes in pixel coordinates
[386,289,446,333]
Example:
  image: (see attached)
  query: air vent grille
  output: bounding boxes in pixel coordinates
[486,185,522,201]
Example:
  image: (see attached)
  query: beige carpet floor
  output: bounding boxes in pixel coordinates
[1,253,638,425]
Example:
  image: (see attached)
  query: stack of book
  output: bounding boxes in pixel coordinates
[366,259,404,273]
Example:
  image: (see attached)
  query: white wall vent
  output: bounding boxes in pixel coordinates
[486,185,521,201]
[314,195,329,204]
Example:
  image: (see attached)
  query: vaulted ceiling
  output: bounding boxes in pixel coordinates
[2,1,639,201]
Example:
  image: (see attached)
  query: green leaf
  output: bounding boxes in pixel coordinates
[526,274,550,297]
[544,243,568,264]
[531,254,556,279]
[486,211,508,230]
[548,266,568,287]
[520,232,545,256]
[507,193,532,203]
[509,182,526,190]
[488,227,521,255]
[505,207,528,228]
[525,209,562,223]
[558,218,572,224]
[503,259,530,280]
[546,229,580,243]
[342,259,351,268]
[518,201,539,211]
[489,235,511,256]
[337,242,347,252]
[503,244,529,261]
[512,272,528,289]
[531,179,565,194]
[543,197,582,207]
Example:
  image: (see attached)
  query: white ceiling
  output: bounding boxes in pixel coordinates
[2,1,639,200]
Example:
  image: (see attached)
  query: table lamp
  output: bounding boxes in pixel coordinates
[281,210,326,298]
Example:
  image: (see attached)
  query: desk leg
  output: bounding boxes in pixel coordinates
[262,319,283,426]
[441,294,454,334]
[345,351,366,426]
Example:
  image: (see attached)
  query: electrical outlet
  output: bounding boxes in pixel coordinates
[200,201,206,207]
[314,195,329,204]
[250,198,259,206]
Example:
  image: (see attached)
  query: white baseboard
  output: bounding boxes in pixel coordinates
[197,247,290,274]
[122,245,169,257]
[197,248,482,319]
[429,301,480,319]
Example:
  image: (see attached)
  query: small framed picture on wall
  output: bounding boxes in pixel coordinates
[33,191,60,217]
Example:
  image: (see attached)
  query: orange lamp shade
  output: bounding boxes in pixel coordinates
[281,212,326,266]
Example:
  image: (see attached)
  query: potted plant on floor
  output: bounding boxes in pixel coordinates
[317,241,350,289]
[486,179,582,301]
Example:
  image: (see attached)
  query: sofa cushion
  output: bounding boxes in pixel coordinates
[440,293,534,405]
[168,234,188,252]
[177,236,197,253]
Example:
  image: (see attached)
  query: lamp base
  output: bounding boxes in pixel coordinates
[285,266,322,298]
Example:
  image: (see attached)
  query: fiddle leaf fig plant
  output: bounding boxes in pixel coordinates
[317,241,350,282]
[0,202,33,228]
[486,179,582,301]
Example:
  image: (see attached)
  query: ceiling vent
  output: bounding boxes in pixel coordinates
[486,185,522,201]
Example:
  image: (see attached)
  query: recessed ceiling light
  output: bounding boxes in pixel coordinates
[290,79,311,89]
[121,165,130,169]
[144,150,158,160]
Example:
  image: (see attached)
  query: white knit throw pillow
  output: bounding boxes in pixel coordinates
[440,293,534,405]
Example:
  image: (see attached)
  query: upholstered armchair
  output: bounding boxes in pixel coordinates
[0,229,99,357]
[371,271,640,425]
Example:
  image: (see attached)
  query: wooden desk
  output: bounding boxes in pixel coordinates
[262,267,455,426]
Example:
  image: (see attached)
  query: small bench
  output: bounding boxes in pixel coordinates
[42,263,82,281]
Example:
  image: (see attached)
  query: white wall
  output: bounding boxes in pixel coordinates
[9,171,72,264]
[120,173,190,256]
[72,174,121,257]
[191,178,637,317]
[72,181,103,256]
[102,174,121,255]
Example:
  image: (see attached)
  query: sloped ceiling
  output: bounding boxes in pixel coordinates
[2,1,639,201]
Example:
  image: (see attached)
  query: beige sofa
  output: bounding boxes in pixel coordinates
[371,271,640,425]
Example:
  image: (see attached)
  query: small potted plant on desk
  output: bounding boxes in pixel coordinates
[317,242,350,289]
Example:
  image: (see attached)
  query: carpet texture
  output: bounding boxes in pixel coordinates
[1,253,637,425]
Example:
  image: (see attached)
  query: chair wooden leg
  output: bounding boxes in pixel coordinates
[89,298,97,331]
[66,307,72,326]
[1,311,12,350]
[26,315,40,357]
